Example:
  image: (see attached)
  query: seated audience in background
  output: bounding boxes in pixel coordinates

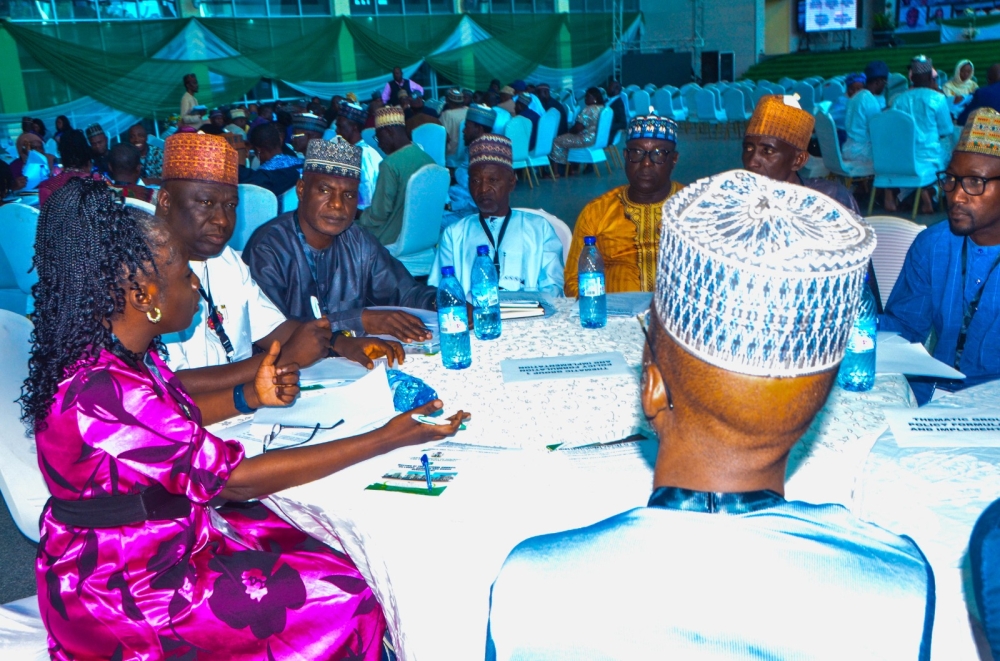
[742,94,882,310]
[405,91,442,132]
[10,131,54,191]
[891,55,954,214]
[958,63,1000,126]
[842,61,889,172]
[486,169,934,661]
[549,88,604,174]
[38,129,102,207]
[514,93,540,151]
[106,141,156,203]
[441,87,469,165]
[31,118,47,141]
[53,115,71,143]
[85,123,111,176]
[226,107,248,137]
[431,135,563,295]
[244,139,436,344]
[497,86,517,115]
[535,83,568,135]
[943,59,978,106]
[26,178,467,661]
[607,80,629,138]
[445,104,497,228]
[155,132,367,394]
[239,122,301,197]
[382,66,423,105]
[208,109,226,132]
[565,116,681,296]
[970,497,1000,660]
[0,159,11,203]
[880,108,1000,402]
[357,106,436,246]
[365,93,384,129]
[128,123,163,182]
[336,101,382,211]
[829,72,866,144]
[291,112,328,157]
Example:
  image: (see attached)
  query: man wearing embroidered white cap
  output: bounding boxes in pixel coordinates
[486,170,934,660]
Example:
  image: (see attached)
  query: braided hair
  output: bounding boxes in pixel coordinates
[20,178,162,433]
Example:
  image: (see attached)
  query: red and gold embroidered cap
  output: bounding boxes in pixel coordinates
[746,95,815,152]
[956,108,1000,160]
[162,132,238,186]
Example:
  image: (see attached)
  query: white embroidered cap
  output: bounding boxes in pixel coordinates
[655,169,876,377]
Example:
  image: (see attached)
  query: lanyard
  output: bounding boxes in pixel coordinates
[294,216,327,314]
[954,238,1000,369]
[477,210,513,276]
[198,276,235,363]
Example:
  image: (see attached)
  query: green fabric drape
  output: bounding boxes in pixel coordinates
[1,14,634,117]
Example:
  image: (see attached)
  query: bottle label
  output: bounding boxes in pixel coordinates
[438,307,469,334]
[472,287,499,308]
[579,272,605,297]
[847,330,875,353]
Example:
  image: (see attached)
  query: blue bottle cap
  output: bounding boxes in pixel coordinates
[476,244,490,256]
[584,236,596,246]
[441,265,455,277]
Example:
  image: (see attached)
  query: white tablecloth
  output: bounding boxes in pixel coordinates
[206,300,994,660]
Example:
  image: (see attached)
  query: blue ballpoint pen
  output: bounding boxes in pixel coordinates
[420,454,433,491]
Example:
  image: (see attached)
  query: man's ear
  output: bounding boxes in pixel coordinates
[641,361,669,423]
[790,148,810,173]
[296,178,305,203]
[156,185,171,216]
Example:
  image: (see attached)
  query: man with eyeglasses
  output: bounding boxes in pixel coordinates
[880,108,1000,402]
[487,170,933,660]
[564,116,682,296]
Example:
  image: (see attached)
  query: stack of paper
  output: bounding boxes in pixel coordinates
[605,292,653,317]
[875,332,965,379]
[498,291,557,320]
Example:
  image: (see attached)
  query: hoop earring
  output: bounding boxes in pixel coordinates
[146,307,162,324]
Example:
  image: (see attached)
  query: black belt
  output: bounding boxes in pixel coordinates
[47,483,192,528]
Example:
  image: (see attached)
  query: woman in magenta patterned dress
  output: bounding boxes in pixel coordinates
[22,179,469,660]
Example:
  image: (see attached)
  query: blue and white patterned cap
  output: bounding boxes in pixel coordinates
[627,115,678,143]
[655,169,876,377]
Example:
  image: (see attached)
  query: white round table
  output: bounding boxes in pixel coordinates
[209,300,989,660]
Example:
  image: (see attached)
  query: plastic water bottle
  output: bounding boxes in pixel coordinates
[470,245,502,341]
[578,236,607,329]
[436,266,472,370]
[837,275,877,392]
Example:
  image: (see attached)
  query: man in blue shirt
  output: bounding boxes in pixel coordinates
[486,169,934,661]
[880,107,1000,402]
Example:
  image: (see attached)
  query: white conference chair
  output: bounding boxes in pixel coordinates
[778,77,797,93]
[280,186,299,214]
[630,89,651,118]
[123,198,156,214]
[567,106,613,177]
[868,110,939,220]
[516,207,571,264]
[0,595,47,660]
[527,109,560,180]
[386,164,450,277]
[694,89,727,137]
[0,311,47,543]
[823,79,847,103]
[361,127,385,158]
[867,216,925,308]
[231,183,278,251]
[446,120,467,170]
[722,87,751,133]
[504,116,534,188]
[0,204,39,310]
[492,107,512,135]
[791,81,816,114]
[411,123,447,168]
[814,111,873,181]
[653,88,688,122]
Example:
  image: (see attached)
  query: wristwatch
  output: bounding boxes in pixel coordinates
[328,329,356,357]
